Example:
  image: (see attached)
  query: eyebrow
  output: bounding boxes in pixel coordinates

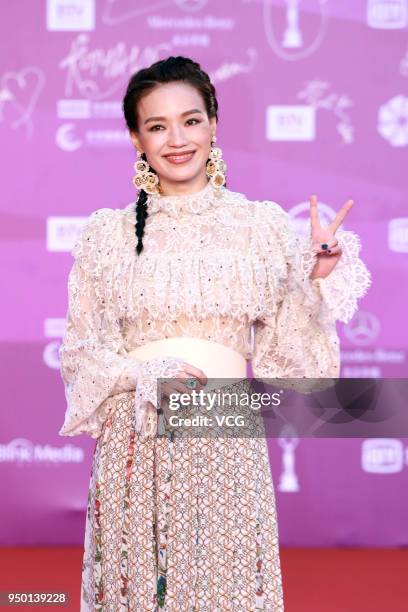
[144,108,204,125]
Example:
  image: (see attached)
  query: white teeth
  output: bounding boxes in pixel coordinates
[165,152,194,162]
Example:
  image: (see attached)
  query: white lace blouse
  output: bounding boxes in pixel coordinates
[58,180,371,438]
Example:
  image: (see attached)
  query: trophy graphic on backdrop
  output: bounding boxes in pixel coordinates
[278,425,300,492]
[283,0,303,48]
[367,0,408,28]
[261,0,328,61]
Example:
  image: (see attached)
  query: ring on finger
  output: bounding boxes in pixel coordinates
[319,239,337,250]
[314,239,337,253]
[185,377,198,390]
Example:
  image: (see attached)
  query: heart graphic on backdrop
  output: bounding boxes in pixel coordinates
[0,66,45,136]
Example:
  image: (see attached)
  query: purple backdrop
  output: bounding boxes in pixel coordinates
[1,0,407,547]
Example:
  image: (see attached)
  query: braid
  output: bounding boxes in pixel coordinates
[135,189,148,255]
[135,153,150,255]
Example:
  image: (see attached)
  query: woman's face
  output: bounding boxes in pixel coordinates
[130,81,216,193]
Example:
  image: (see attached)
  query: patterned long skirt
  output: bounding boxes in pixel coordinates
[80,379,284,611]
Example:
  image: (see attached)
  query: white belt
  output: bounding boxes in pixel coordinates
[128,336,248,388]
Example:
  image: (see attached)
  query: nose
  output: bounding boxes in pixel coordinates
[166,124,189,147]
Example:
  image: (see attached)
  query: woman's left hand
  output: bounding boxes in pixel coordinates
[309,194,354,280]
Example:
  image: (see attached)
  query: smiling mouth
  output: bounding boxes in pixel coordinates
[163,151,196,164]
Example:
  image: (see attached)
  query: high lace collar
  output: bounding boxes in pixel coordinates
[146,179,225,218]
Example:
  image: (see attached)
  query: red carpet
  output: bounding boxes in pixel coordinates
[1,547,407,611]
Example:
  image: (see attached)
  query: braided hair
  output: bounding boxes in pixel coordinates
[122,56,219,255]
[134,153,149,255]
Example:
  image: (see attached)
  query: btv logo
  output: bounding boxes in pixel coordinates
[47,0,95,31]
[266,105,316,142]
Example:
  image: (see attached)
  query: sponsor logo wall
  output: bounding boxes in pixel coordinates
[1,0,406,546]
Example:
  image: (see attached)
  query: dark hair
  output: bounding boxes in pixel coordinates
[122,56,219,255]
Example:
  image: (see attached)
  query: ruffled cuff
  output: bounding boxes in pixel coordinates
[291,233,322,313]
[134,355,187,438]
[293,229,371,324]
[311,230,372,323]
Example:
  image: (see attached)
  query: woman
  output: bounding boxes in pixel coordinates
[59,56,371,611]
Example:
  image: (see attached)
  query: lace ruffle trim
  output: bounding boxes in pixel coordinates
[280,224,372,324]
[133,356,187,439]
[310,230,372,323]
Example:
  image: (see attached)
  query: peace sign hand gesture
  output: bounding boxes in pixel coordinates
[309,195,354,280]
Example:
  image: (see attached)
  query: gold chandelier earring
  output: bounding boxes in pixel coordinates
[132,150,160,195]
[206,135,227,188]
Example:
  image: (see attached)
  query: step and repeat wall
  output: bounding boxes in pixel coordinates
[1,0,407,546]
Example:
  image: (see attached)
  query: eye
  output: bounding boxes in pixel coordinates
[149,124,164,132]
[186,118,200,125]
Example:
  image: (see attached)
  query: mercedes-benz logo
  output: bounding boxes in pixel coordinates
[344,311,380,346]
[174,0,207,12]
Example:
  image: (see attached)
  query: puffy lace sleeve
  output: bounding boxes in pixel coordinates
[58,208,186,438]
[251,201,371,387]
